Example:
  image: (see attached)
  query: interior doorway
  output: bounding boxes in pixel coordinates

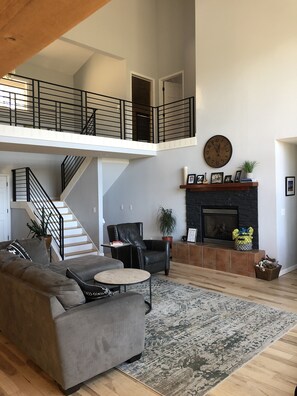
[160,72,184,105]
[131,75,153,142]
[0,175,10,241]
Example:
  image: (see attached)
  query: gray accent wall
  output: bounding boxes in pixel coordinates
[65,158,100,247]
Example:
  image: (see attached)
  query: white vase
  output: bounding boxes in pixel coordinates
[246,172,253,179]
[183,166,188,184]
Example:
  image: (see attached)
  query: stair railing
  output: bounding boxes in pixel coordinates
[61,109,97,191]
[12,167,64,259]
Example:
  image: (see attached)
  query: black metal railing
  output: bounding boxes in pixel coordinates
[61,110,97,190]
[0,73,195,143]
[157,97,195,142]
[12,167,64,259]
[61,156,85,191]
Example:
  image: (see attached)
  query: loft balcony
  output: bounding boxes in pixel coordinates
[0,74,196,157]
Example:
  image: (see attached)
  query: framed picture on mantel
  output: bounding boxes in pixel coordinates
[285,176,295,196]
[187,228,197,243]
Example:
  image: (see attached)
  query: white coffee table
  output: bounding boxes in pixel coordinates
[94,268,152,313]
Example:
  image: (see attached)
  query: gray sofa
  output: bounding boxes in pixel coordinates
[0,238,145,394]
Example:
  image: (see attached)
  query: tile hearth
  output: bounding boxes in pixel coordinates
[172,242,265,278]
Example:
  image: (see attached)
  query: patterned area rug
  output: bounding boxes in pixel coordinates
[119,277,297,396]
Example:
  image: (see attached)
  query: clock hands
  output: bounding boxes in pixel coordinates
[211,140,220,155]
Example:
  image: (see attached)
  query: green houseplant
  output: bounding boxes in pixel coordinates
[241,160,258,177]
[27,207,52,249]
[157,207,176,245]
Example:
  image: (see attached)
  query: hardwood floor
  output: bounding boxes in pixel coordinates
[1,262,297,395]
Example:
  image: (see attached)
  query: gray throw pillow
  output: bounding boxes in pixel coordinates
[17,238,49,266]
[6,240,32,261]
[66,267,112,301]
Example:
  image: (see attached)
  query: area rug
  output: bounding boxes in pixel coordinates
[118,277,297,396]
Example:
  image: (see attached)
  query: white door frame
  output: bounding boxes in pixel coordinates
[0,174,11,241]
[159,70,184,105]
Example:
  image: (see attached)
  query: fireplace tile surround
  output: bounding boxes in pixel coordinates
[172,242,265,278]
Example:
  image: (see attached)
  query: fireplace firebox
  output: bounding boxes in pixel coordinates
[201,206,238,246]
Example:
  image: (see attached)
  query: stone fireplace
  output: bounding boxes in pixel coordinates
[186,185,258,248]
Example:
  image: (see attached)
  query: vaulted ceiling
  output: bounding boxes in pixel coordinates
[0,0,110,77]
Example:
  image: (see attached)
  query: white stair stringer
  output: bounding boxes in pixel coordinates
[53,200,99,260]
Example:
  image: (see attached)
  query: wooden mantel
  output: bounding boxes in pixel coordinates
[180,182,258,192]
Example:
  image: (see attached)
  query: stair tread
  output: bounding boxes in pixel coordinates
[64,233,87,239]
[64,241,92,247]
[64,249,98,257]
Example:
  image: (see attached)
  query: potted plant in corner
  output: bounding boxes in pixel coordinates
[157,207,176,247]
[27,207,52,249]
[241,160,258,179]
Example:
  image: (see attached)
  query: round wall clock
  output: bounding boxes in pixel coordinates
[203,135,233,168]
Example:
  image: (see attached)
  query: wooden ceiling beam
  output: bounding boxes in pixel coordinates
[0,0,110,77]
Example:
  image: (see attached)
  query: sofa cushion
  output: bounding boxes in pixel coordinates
[50,254,124,281]
[6,240,32,261]
[21,266,86,309]
[0,250,35,276]
[117,223,147,250]
[66,267,112,301]
[0,251,86,310]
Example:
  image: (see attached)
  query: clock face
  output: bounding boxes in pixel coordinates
[203,135,232,168]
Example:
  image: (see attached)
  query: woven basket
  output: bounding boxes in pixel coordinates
[234,240,252,251]
[255,265,281,281]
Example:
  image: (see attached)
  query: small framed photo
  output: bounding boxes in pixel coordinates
[224,175,233,183]
[187,228,197,243]
[187,174,196,184]
[285,176,295,196]
[210,172,224,184]
[196,174,204,184]
[234,170,242,183]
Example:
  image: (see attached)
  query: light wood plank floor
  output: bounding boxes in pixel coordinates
[1,261,297,396]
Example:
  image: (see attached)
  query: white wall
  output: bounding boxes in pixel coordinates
[103,146,198,242]
[156,0,196,99]
[195,0,297,265]
[16,63,74,87]
[74,53,127,99]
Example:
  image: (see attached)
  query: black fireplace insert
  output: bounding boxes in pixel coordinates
[201,206,239,246]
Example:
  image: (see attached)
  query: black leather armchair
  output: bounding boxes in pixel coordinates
[107,222,170,275]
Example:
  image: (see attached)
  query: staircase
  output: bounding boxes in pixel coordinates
[53,201,98,259]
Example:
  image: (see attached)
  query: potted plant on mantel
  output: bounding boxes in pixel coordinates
[27,207,52,249]
[157,207,176,247]
[241,160,258,179]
